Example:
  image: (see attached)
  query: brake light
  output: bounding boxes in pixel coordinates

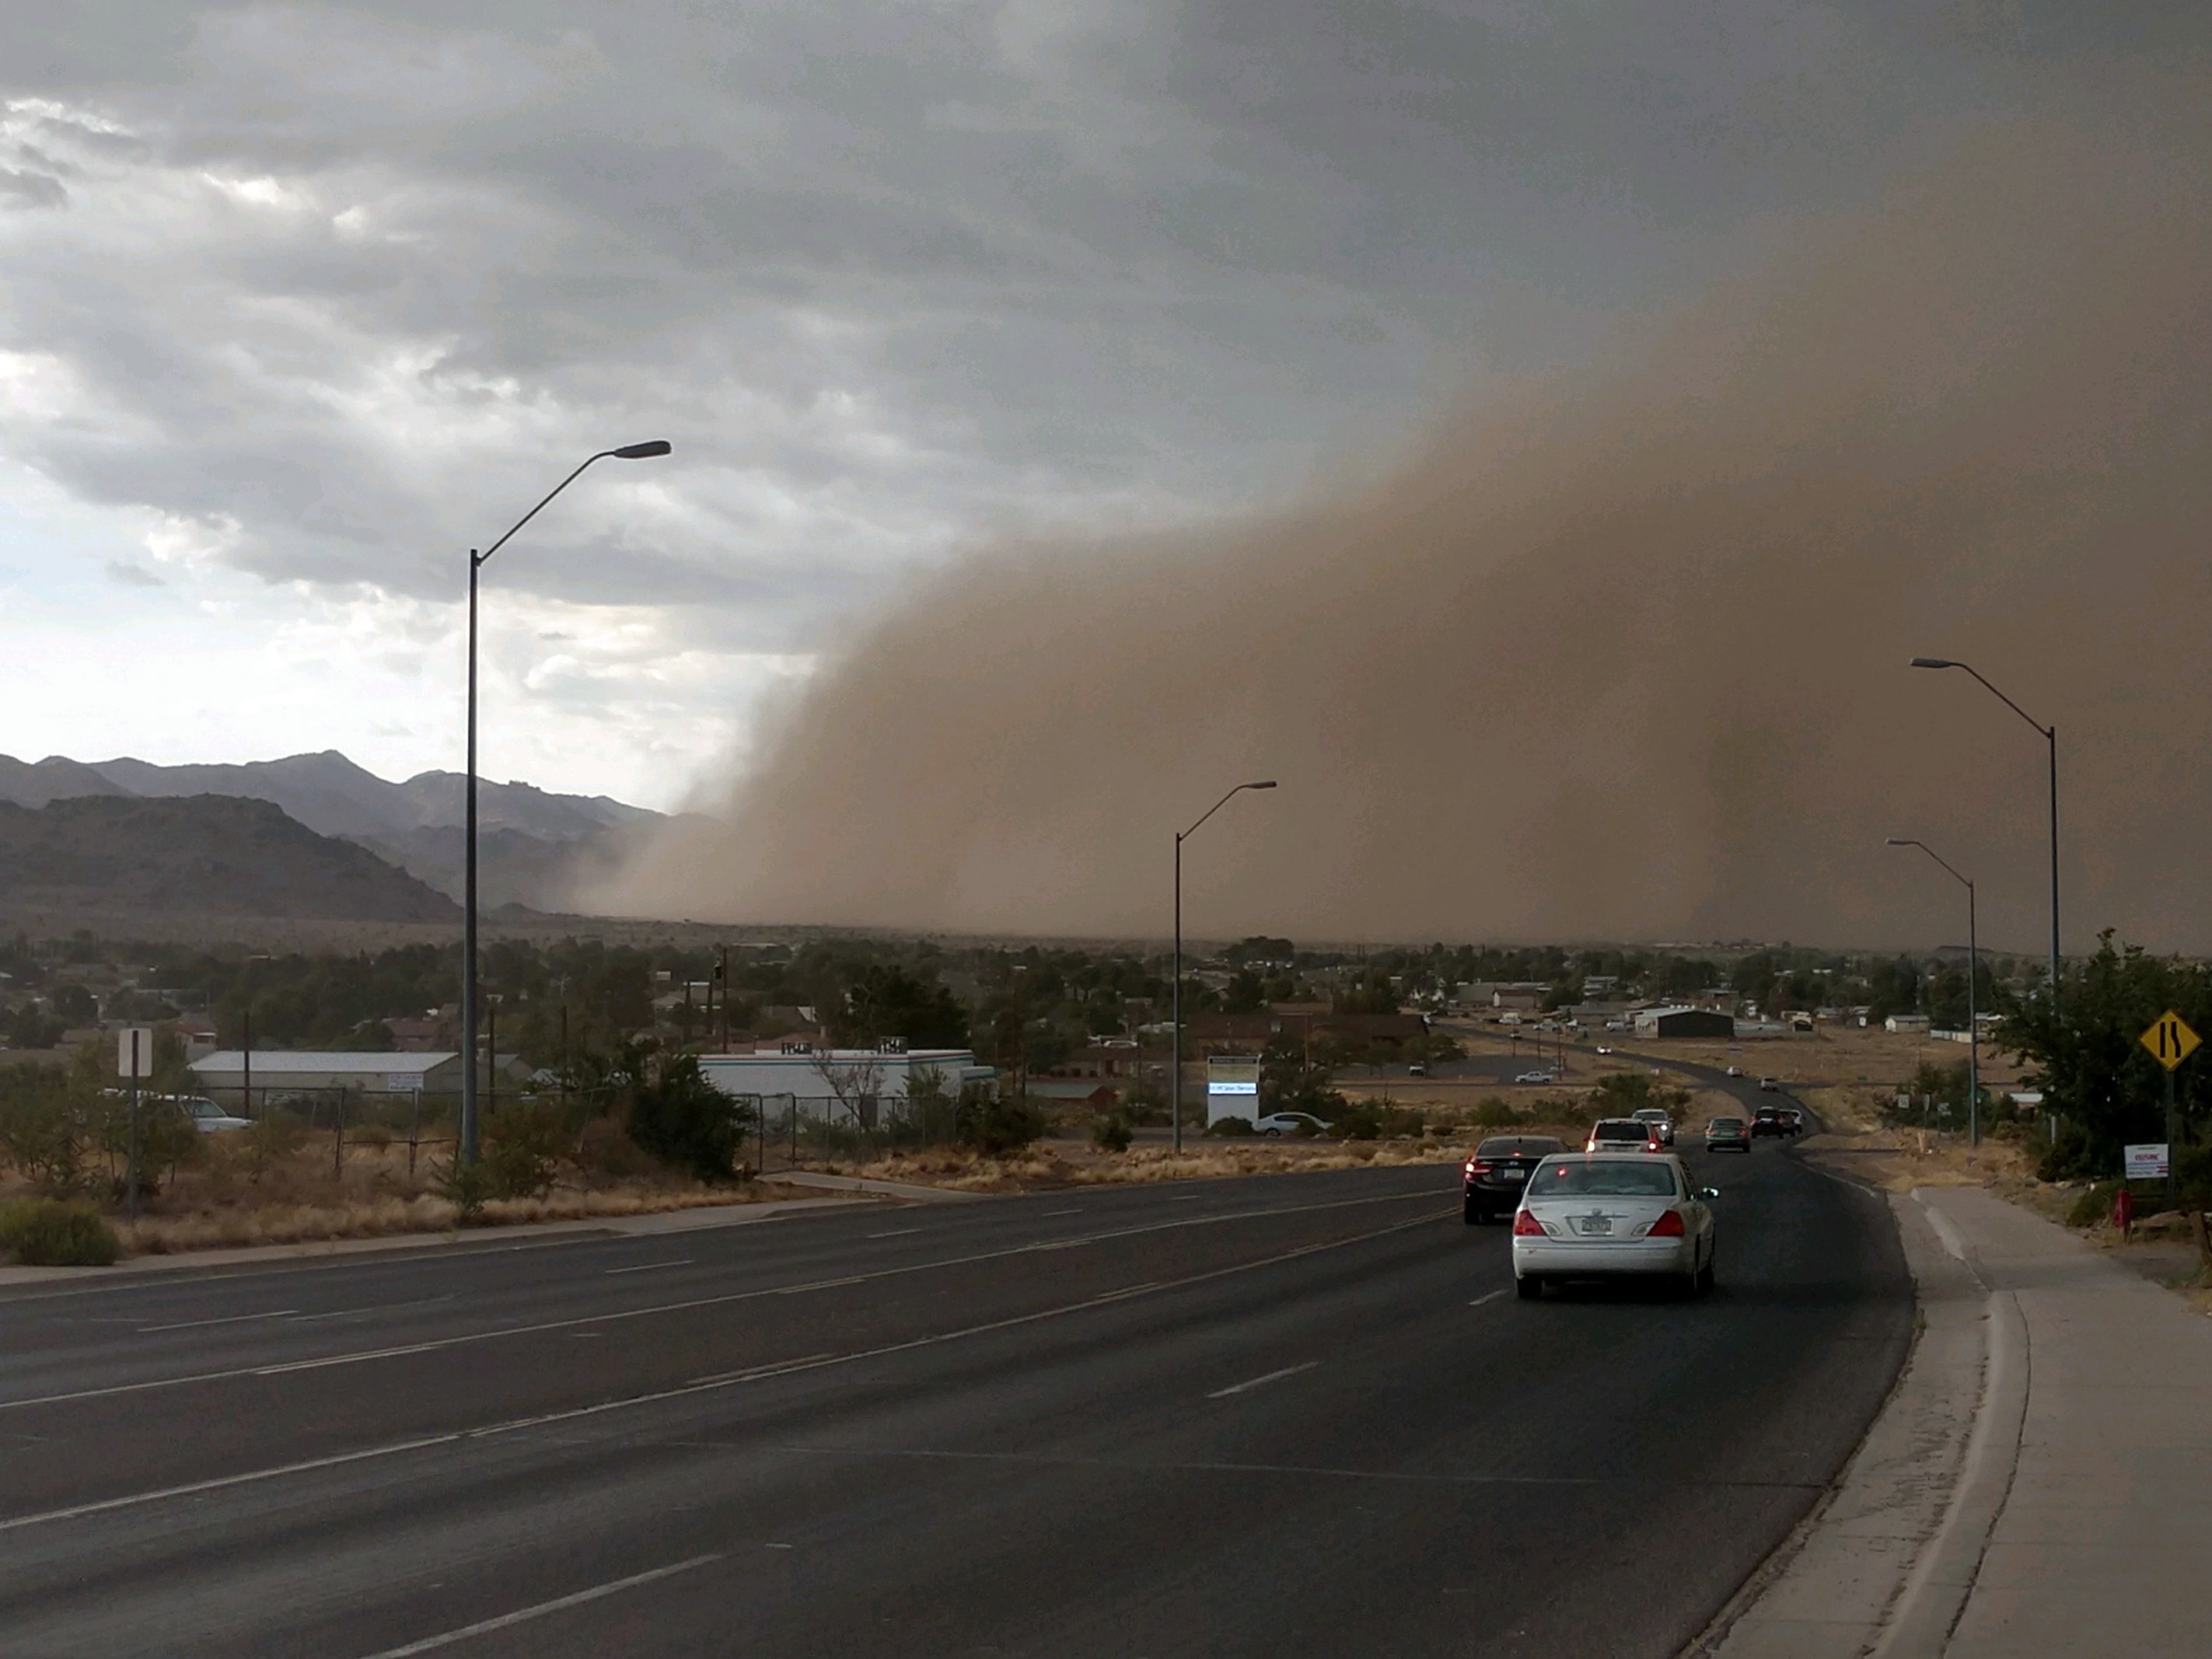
[1511,1210,1546,1236]
[1646,1210,1686,1238]
[1646,1138,1662,1152]
[1466,1161,1490,1176]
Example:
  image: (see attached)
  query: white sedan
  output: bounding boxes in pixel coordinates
[1253,1111,1330,1137]
[1510,1153,1718,1299]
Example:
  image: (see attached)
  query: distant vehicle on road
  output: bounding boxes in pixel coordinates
[1630,1108,1676,1147]
[1407,1063,1427,1077]
[1586,1118,1662,1154]
[1758,1077,1780,1091]
[1705,1116,1752,1153]
[1510,1153,1720,1298]
[1513,1070,1557,1085]
[1463,1135,1568,1224]
[1253,1112,1330,1137]
[1779,1106,1805,1135]
[1750,1105,1787,1137]
[1595,1045,1615,1055]
[1725,1065,1744,1077]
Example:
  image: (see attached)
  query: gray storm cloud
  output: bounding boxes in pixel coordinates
[600,85,2212,954]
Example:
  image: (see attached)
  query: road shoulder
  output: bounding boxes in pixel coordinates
[1699,1186,1994,1657]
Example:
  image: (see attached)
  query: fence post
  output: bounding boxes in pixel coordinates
[334,1087,346,1182]
[409,1089,421,1179]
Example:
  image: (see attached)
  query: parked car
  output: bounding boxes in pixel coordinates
[1705,1116,1752,1153]
[1510,1153,1720,1298]
[1462,1134,1568,1224]
[1630,1108,1676,1147]
[1585,1118,1662,1154]
[1407,1063,1427,1077]
[1513,1070,1557,1085]
[1253,1111,1330,1137]
[1751,1105,1787,1137]
[1758,1076,1780,1091]
[143,1095,249,1133]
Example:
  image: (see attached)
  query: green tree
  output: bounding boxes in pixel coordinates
[2002,932,2212,1179]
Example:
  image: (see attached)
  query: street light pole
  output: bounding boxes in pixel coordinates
[1909,658,2058,1008]
[1887,837,1980,1147]
[1172,780,1277,1156]
[460,439,671,1166]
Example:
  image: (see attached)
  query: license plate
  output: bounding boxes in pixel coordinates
[1500,1168,1526,1181]
[1574,1217,1613,1236]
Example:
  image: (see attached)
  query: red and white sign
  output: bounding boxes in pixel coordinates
[2124,1143,2171,1180]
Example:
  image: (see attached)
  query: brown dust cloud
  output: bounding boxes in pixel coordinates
[601,86,2212,955]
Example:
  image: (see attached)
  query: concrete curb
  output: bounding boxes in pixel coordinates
[1872,1268,2025,1657]
[769,1171,992,1202]
[0,1193,881,1289]
[1700,1187,1998,1657]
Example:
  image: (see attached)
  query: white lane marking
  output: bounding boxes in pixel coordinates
[0,1186,1444,1413]
[602,1259,694,1276]
[865,1229,922,1239]
[288,1296,454,1324]
[1037,1208,1081,1217]
[136,1309,299,1335]
[1468,1290,1507,1307]
[1207,1360,1319,1399]
[356,1553,721,1657]
[0,1207,1450,1536]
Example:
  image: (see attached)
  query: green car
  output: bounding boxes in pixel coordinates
[1704,1116,1752,1153]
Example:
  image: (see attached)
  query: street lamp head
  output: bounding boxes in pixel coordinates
[1885,837,1913,847]
[1909,657,1957,670]
[1246,780,1278,790]
[611,440,673,459]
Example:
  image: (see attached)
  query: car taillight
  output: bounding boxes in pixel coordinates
[1646,1210,1686,1237]
[1511,1210,1546,1236]
[1646,1138,1662,1152]
[1466,1161,1490,1175]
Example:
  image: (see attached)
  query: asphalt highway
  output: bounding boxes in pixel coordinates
[0,1140,1910,1658]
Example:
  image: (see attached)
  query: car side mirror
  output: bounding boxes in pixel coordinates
[1698,1186,1721,1200]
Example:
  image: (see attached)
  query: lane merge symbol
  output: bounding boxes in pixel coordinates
[2140,1010,2201,1072]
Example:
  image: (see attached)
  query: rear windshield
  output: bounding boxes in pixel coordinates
[1590,1121,1648,1140]
[1631,1109,1668,1121]
[1531,1161,1680,1197]
[1709,1118,1745,1130]
[1476,1137,1564,1158]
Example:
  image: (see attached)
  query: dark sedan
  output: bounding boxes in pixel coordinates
[1705,1116,1752,1153]
[1751,1104,1787,1138]
[1463,1135,1567,1223]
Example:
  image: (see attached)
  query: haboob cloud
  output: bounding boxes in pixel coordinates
[601,89,2212,953]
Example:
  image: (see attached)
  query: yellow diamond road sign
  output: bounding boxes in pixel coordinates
[2141,1011,2201,1071]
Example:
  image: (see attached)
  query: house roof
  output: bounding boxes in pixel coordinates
[189,1051,460,1075]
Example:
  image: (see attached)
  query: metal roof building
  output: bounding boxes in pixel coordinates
[189,1051,464,1094]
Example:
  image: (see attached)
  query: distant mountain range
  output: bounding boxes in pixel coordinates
[0,751,669,913]
[0,795,460,924]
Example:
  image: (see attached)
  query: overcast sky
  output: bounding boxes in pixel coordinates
[0,2,2183,808]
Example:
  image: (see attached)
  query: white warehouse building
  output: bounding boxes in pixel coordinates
[698,1047,996,1115]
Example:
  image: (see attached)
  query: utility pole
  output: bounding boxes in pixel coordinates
[460,438,672,1167]
[1172,781,1277,1154]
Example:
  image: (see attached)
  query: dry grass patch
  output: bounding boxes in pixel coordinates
[117,1178,819,1255]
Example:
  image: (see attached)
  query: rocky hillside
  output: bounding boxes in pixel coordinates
[0,750,663,911]
[0,796,461,924]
